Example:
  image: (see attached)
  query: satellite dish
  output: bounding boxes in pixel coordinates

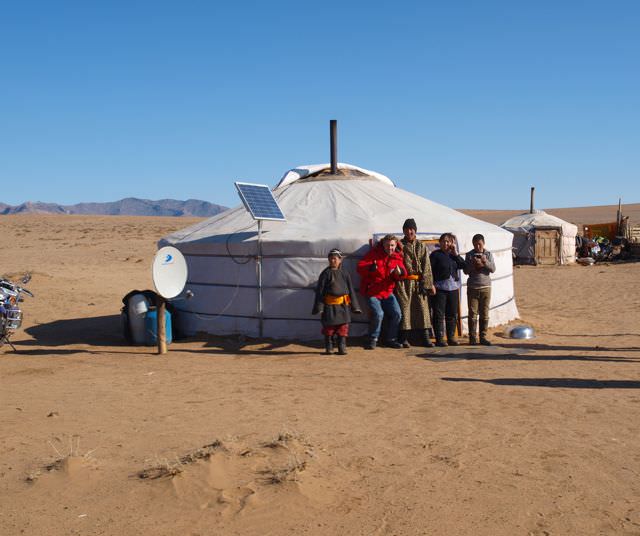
[152,246,188,299]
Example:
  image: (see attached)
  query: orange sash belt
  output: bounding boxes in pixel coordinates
[324,294,351,305]
[403,274,421,280]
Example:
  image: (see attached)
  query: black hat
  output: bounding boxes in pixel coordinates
[328,248,343,258]
[402,218,417,231]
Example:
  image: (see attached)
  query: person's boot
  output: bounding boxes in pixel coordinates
[324,335,334,355]
[479,318,492,345]
[399,329,411,348]
[446,317,459,346]
[422,329,434,348]
[337,336,347,355]
[434,321,448,347]
[365,336,377,350]
[468,317,478,345]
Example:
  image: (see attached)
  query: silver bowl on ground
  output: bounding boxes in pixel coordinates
[504,324,535,339]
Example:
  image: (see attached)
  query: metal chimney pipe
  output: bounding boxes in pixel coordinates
[530,187,535,213]
[617,197,622,231]
[330,120,338,174]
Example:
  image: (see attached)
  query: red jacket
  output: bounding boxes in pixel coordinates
[357,242,406,299]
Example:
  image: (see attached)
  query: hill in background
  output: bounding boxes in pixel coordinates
[0,198,227,217]
[2,198,638,226]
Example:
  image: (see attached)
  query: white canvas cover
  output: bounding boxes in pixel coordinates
[501,210,577,265]
[160,164,519,340]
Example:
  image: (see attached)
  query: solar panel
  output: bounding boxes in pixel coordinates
[235,182,286,221]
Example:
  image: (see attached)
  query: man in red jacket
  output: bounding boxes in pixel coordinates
[357,234,406,350]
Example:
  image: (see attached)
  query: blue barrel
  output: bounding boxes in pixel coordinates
[144,308,172,346]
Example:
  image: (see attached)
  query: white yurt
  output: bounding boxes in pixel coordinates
[501,210,577,265]
[160,164,519,339]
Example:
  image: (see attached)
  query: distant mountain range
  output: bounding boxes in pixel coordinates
[0,198,228,217]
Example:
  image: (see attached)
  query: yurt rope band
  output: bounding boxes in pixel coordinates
[179,272,514,292]
[182,245,514,260]
[174,298,515,323]
[173,308,372,325]
[459,296,516,320]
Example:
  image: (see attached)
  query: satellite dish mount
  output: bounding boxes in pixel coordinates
[152,246,189,354]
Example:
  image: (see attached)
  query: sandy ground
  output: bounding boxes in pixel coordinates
[1,214,639,536]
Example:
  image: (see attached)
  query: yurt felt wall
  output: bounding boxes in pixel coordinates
[160,165,519,340]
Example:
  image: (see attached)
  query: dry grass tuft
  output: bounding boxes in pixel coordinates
[26,435,98,483]
[136,460,184,480]
[260,455,307,485]
[136,439,226,480]
[177,440,226,464]
[261,428,305,449]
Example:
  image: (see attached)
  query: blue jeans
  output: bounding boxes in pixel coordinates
[367,295,401,342]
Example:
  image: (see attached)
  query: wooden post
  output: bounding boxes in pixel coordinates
[157,297,167,355]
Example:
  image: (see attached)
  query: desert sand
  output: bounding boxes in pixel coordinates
[1,213,639,536]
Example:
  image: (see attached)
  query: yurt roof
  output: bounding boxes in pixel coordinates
[161,163,514,257]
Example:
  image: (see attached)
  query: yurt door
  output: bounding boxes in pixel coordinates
[535,229,560,265]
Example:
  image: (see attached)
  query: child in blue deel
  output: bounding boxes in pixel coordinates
[312,249,362,355]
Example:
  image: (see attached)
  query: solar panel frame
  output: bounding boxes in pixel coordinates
[235,182,286,221]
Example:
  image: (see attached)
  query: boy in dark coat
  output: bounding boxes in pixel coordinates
[312,249,361,355]
[429,233,466,346]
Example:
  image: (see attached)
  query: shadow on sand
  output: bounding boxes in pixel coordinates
[496,341,640,352]
[23,315,126,347]
[15,316,324,357]
[177,335,325,357]
[441,377,640,389]
[15,317,640,361]
[413,345,640,363]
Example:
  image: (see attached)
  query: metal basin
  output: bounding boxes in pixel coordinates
[504,324,535,339]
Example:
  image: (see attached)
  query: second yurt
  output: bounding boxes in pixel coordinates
[501,210,577,265]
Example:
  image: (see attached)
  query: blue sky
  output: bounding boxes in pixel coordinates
[1,1,638,210]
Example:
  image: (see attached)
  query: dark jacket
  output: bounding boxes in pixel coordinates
[429,249,466,283]
[312,266,361,326]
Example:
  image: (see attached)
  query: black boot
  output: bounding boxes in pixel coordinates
[337,336,347,355]
[479,318,492,345]
[324,335,333,355]
[365,337,377,350]
[434,321,447,347]
[422,329,434,348]
[468,316,478,345]
[446,317,459,346]
[399,329,411,348]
